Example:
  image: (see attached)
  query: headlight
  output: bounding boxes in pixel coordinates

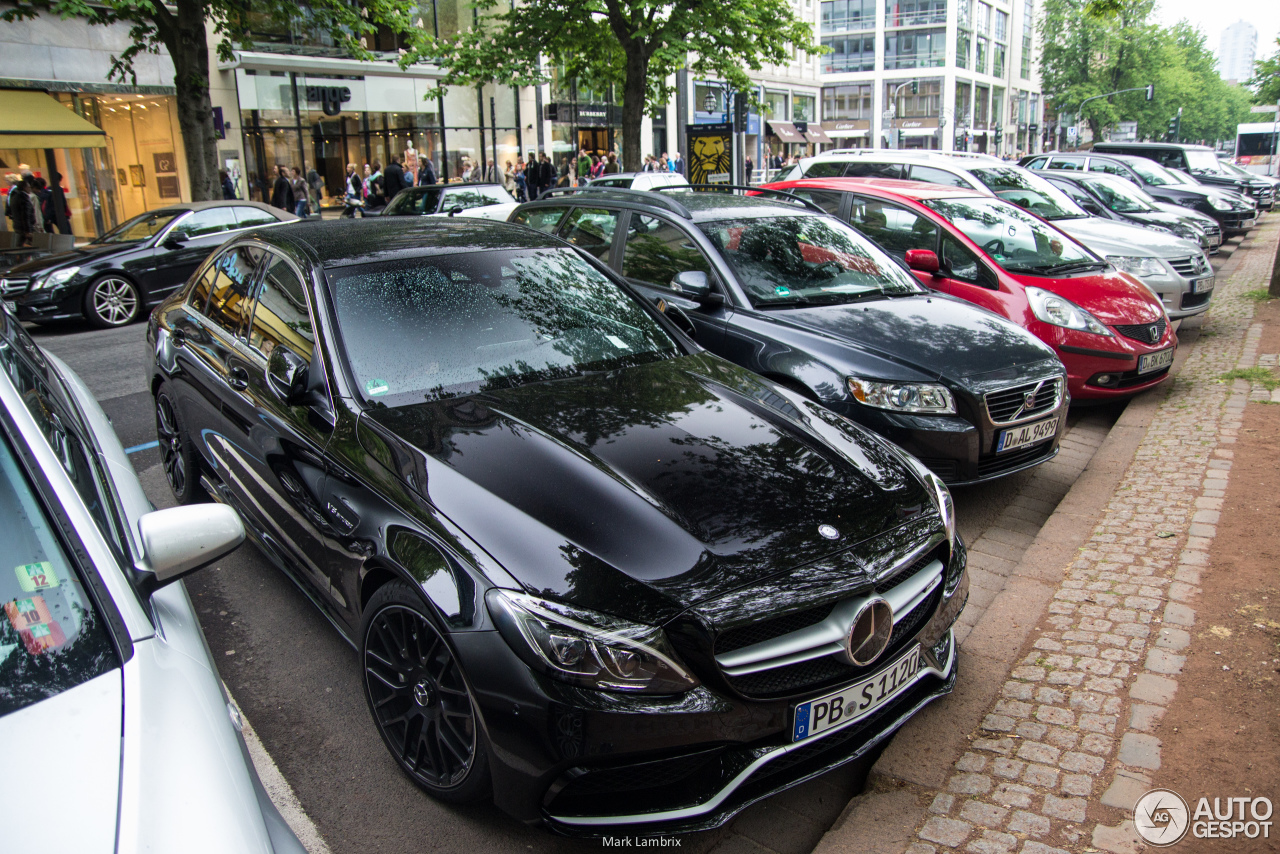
[885,444,956,549]
[1208,197,1231,211]
[1170,224,1201,241]
[1025,286,1112,336]
[848,378,956,415]
[34,266,81,290]
[1105,255,1164,278]
[486,589,699,694]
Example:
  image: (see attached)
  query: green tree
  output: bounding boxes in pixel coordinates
[405,0,819,171]
[1,0,422,201]
[1250,37,1280,106]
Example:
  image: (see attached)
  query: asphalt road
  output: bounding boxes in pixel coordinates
[26,239,1229,853]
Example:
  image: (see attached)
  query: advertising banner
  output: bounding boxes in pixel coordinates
[686,122,734,184]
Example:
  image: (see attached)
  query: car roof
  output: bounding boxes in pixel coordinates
[1093,142,1213,151]
[520,188,818,222]
[805,149,1006,166]
[254,217,566,269]
[406,183,506,190]
[777,177,986,201]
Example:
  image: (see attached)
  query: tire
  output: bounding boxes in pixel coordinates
[83,274,141,328]
[154,383,206,505]
[361,580,492,805]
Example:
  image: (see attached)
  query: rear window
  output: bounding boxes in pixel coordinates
[0,431,118,717]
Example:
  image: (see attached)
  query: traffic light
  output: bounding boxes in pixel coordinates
[733,92,748,129]
[911,80,919,95]
[1166,113,1180,142]
[994,125,1003,145]
[1145,83,1154,101]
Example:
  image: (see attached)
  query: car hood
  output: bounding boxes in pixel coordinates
[366,352,935,622]
[1123,210,1200,231]
[4,242,137,276]
[1153,202,1215,225]
[1035,270,1165,325]
[758,293,1058,382]
[1052,216,1200,258]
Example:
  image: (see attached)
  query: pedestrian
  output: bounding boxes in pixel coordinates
[43,171,71,234]
[8,175,37,247]
[270,165,295,212]
[341,163,364,217]
[290,167,309,218]
[745,156,754,185]
[514,161,527,202]
[604,152,620,175]
[641,154,653,172]
[504,160,516,194]
[657,153,669,173]
[220,169,236,200]
[384,154,406,198]
[365,161,385,209]
[417,153,437,186]
[558,156,573,188]
[536,152,553,198]
[576,149,591,186]
[32,177,52,232]
[483,159,499,184]
[672,152,684,174]
[307,166,323,210]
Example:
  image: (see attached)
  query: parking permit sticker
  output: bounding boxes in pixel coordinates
[15,562,58,592]
[365,379,390,397]
[19,619,66,655]
[4,596,53,632]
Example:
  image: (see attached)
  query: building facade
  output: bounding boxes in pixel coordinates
[1218,20,1258,85]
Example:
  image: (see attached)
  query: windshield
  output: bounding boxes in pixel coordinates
[328,248,679,406]
[698,215,924,308]
[1,431,118,717]
[1082,177,1157,213]
[924,197,1100,275]
[968,167,1089,220]
[1185,150,1224,173]
[93,210,181,244]
[1124,158,1178,186]
[443,186,516,209]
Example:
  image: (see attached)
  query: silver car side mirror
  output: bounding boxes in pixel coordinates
[137,504,245,585]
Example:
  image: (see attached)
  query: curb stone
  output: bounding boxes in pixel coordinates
[812,217,1280,854]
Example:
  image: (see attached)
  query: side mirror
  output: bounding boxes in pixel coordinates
[447,205,464,217]
[670,270,711,298]
[655,297,697,340]
[137,504,244,589]
[163,231,188,247]
[1082,202,1105,216]
[266,345,310,405]
[905,249,941,275]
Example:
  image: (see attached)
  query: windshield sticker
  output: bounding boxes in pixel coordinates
[19,619,67,655]
[775,286,792,296]
[365,379,390,397]
[5,596,53,633]
[15,562,58,592]
[604,334,629,350]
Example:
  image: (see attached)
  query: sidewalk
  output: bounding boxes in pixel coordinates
[814,215,1280,854]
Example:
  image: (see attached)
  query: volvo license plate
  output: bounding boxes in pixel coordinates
[792,645,921,742]
[996,416,1058,453]
[1138,347,1175,374]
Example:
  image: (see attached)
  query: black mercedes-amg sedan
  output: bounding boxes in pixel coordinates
[147,218,968,834]
[2,201,293,328]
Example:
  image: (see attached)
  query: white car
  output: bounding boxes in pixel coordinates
[587,171,690,191]
[381,183,520,221]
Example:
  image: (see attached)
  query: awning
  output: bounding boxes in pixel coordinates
[0,89,106,148]
[804,125,832,144]
[767,121,806,144]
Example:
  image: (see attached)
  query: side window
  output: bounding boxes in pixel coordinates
[247,255,315,364]
[511,207,568,234]
[787,189,844,216]
[846,162,905,179]
[1048,157,1086,171]
[1050,180,1095,207]
[909,166,970,188]
[188,262,217,313]
[805,162,849,179]
[233,206,279,228]
[172,208,238,238]
[848,198,938,259]
[940,234,984,285]
[1024,157,1049,170]
[622,215,713,290]
[557,207,620,260]
[1088,159,1125,176]
[205,246,264,337]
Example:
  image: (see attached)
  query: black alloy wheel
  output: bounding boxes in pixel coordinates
[83,274,141,328]
[154,383,204,505]
[361,581,491,803]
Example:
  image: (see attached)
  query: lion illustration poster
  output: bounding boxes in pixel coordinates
[687,123,734,185]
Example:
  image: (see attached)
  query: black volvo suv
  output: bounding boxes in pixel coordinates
[511,187,1069,485]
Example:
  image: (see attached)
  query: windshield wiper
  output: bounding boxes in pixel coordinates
[1042,261,1108,274]
[754,297,812,309]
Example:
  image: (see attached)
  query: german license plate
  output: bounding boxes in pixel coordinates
[1139,347,1175,374]
[792,645,920,742]
[996,416,1058,452]
[1190,276,1214,294]
[1243,218,1256,229]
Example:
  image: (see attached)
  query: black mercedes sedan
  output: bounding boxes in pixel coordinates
[147,218,969,834]
[2,201,293,328]
[511,187,1068,485]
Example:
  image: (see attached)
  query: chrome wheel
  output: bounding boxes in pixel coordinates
[89,276,139,327]
[155,394,186,498]
[364,603,477,790]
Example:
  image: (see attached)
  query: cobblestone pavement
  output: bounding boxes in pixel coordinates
[893,218,1280,854]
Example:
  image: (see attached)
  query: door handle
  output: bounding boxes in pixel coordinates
[228,366,249,390]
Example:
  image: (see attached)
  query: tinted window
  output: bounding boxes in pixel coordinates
[328,248,679,405]
[557,208,620,260]
[590,177,632,188]
[443,186,515,210]
[204,246,263,336]
[233,206,279,228]
[804,162,850,178]
[93,210,180,245]
[0,431,118,718]
[248,256,314,363]
[846,162,905,179]
[385,189,444,216]
[787,189,845,215]
[1048,157,1086,171]
[848,198,939,258]
[622,215,713,290]
[510,207,568,233]
[172,208,239,238]
[910,165,971,188]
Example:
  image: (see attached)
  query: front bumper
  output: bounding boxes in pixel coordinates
[1040,321,1177,400]
[459,546,969,834]
[8,280,86,322]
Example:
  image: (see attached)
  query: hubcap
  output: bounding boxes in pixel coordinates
[92,278,138,325]
[155,396,185,496]
[365,605,476,789]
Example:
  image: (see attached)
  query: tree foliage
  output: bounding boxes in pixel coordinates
[1250,37,1280,106]
[1038,0,1252,144]
[404,0,819,171]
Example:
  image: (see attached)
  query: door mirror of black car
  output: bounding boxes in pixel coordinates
[654,297,697,340]
[670,270,710,299]
[905,249,941,275]
[266,345,310,405]
[163,231,188,247]
[447,205,464,217]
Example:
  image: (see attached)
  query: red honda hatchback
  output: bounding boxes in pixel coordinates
[763,177,1176,400]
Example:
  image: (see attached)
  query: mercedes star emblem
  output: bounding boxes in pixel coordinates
[818,524,841,540]
[843,598,895,666]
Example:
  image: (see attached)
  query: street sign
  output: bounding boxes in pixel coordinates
[1251,105,1279,114]
[1067,126,1078,142]
[882,109,895,121]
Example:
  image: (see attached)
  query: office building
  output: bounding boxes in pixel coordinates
[1218,20,1257,84]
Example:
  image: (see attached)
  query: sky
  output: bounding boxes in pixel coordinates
[1152,0,1280,65]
